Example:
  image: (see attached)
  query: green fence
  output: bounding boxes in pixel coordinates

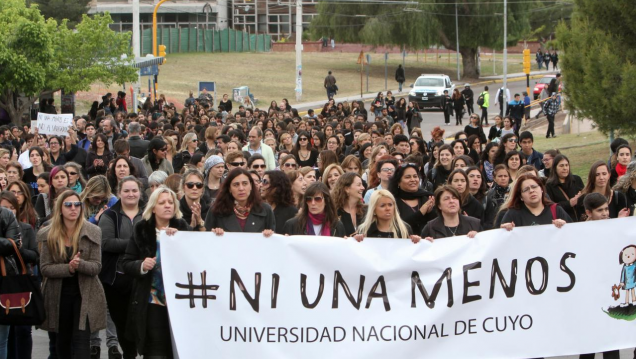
[141,28,271,55]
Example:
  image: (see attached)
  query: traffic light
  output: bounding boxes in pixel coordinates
[158,45,167,64]
[522,49,531,75]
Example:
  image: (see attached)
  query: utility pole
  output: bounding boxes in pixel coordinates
[132,0,140,112]
[152,0,170,56]
[502,0,508,116]
[295,0,302,102]
[455,2,460,81]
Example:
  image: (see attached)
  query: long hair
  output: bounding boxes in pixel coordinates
[44,190,86,262]
[106,156,137,193]
[147,138,167,171]
[582,161,611,197]
[613,161,636,193]
[286,170,304,205]
[493,134,517,165]
[465,166,488,201]
[294,182,338,233]
[263,171,294,208]
[180,132,198,153]
[292,131,313,157]
[331,172,364,216]
[48,166,69,210]
[321,164,344,189]
[341,155,363,176]
[369,155,397,189]
[64,162,86,189]
[481,142,499,164]
[6,180,37,228]
[29,146,52,171]
[434,145,454,170]
[90,133,110,154]
[211,168,262,216]
[142,186,182,221]
[80,175,112,216]
[547,154,572,186]
[318,150,338,176]
[448,169,470,204]
[506,173,553,210]
[357,190,410,238]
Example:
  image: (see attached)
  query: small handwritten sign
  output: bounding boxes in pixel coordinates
[36,113,72,136]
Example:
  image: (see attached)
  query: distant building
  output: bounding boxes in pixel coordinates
[88,0,318,41]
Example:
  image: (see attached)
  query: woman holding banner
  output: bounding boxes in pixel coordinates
[500,173,572,230]
[282,182,346,237]
[420,185,482,240]
[204,168,275,236]
[353,190,421,242]
[122,186,189,358]
[389,163,436,236]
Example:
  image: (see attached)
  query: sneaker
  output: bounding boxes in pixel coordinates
[108,346,123,359]
[91,346,100,359]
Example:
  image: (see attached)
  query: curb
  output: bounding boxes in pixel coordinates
[471,74,545,87]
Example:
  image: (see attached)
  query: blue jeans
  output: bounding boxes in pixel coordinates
[0,325,9,359]
[398,82,403,92]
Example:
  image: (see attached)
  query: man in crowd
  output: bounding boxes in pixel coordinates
[101,117,120,150]
[78,123,95,151]
[519,131,544,171]
[243,128,276,170]
[127,122,149,159]
[324,70,337,99]
[506,93,525,135]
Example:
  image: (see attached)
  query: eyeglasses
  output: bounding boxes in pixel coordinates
[299,138,308,142]
[185,182,204,189]
[63,201,82,208]
[305,196,324,204]
[67,172,78,176]
[508,139,518,143]
[380,168,395,173]
[252,164,267,169]
[521,184,540,194]
[10,190,23,197]
[192,139,198,143]
[284,162,298,168]
[229,161,246,167]
[261,179,269,186]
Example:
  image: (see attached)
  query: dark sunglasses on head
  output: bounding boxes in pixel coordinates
[229,161,245,167]
[185,182,204,189]
[305,196,324,204]
[252,164,267,169]
[63,201,82,208]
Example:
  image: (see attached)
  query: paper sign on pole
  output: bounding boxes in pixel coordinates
[36,113,73,136]
[161,218,636,359]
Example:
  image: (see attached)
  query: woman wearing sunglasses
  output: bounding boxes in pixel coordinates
[106,156,138,196]
[81,175,118,225]
[353,190,422,242]
[122,187,188,358]
[261,171,297,234]
[97,176,143,359]
[173,132,199,173]
[141,138,174,177]
[179,168,210,231]
[279,154,299,174]
[492,133,518,166]
[205,168,275,236]
[292,131,318,168]
[38,190,107,358]
[248,154,267,179]
[64,162,87,194]
[282,182,345,236]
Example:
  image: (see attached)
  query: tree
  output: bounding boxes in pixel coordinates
[0,0,138,125]
[526,1,573,44]
[30,0,90,29]
[310,0,532,78]
[556,0,636,136]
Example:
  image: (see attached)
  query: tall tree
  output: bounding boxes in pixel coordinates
[0,0,137,125]
[30,0,91,29]
[311,0,532,78]
[556,0,636,136]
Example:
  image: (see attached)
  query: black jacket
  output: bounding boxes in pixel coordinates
[50,144,78,166]
[204,203,275,233]
[394,192,436,236]
[462,195,484,221]
[337,208,365,237]
[122,216,189,354]
[179,196,210,226]
[364,222,413,238]
[545,175,585,221]
[395,67,405,82]
[273,205,298,235]
[172,150,193,173]
[128,136,149,159]
[282,217,346,237]
[420,215,482,239]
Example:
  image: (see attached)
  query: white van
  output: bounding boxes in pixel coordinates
[408,74,455,109]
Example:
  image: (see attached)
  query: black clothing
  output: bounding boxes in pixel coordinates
[545,175,585,221]
[452,96,465,125]
[50,145,78,166]
[464,125,487,145]
[364,222,413,238]
[483,183,509,230]
[394,192,436,236]
[420,215,482,239]
[281,217,346,237]
[576,191,628,220]
[462,195,484,220]
[56,295,90,358]
[429,165,451,190]
[273,205,298,235]
[86,151,113,177]
[128,136,149,159]
[204,203,275,233]
[179,196,211,227]
[441,95,453,124]
[219,99,233,113]
[295,149,319,168]
[172,150,193,173]
[501,204,572,227]
[337,208,365,237]
[395,67,405,83]
[461,88,474,115]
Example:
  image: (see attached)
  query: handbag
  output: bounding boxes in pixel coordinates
[0,239,45,325]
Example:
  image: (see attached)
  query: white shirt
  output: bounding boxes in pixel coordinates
[18,151,32,170]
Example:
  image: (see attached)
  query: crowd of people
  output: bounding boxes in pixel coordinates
[0,86,631,359]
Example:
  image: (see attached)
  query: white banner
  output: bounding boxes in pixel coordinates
[160,218,636,359]
[36,113,72,136]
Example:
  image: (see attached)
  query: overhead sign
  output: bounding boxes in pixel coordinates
[36,113,73,136]
[161,219,636,359]
[140,65,159,77]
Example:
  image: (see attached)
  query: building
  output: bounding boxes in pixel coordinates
[88,0,318,41]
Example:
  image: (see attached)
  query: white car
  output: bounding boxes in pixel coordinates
[408,74,455,109]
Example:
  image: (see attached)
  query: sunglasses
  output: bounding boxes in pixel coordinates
[305,196,324,204]
[67,171,78,176]
[299,138,308,142]
[63,201,82,208]
[159,147,168,152]
[185,182,204,189]
[229,162,245,167]
[508,139,518,143]
[192,139,198,143]
[284,163,297,168]
[252,164,267,169]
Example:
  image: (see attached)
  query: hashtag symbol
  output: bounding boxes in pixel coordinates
[175,271,219,308]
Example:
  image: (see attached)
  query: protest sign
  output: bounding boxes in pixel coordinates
[36,113,72,136]
[161,219,636,358]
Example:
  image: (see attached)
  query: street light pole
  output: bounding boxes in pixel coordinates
[295,0,303,102]
[455,2,460,81]
[502,0,508,116]
[152,0,171,56]
[132,0,140,112]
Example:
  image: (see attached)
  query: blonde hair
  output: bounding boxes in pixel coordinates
[44,190,86,262]
[163,136,177,156]
[357,190,410,238]
[142,186,182,221]
[321,164,344,189]
[180,132,198,152]
[80,175,112,216]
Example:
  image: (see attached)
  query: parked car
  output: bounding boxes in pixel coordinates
[533,75,563,99]
[408,74,455,109]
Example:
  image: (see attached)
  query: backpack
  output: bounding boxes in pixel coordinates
[477,93,485,107]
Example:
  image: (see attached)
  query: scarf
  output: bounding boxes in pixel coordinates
[233,201,251,220]
[70,181,82,194]
[491,182,510,206]
[484,161,494,182]
[306,212,331,236]
[397,187,430,200]
[616,163,627,178]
